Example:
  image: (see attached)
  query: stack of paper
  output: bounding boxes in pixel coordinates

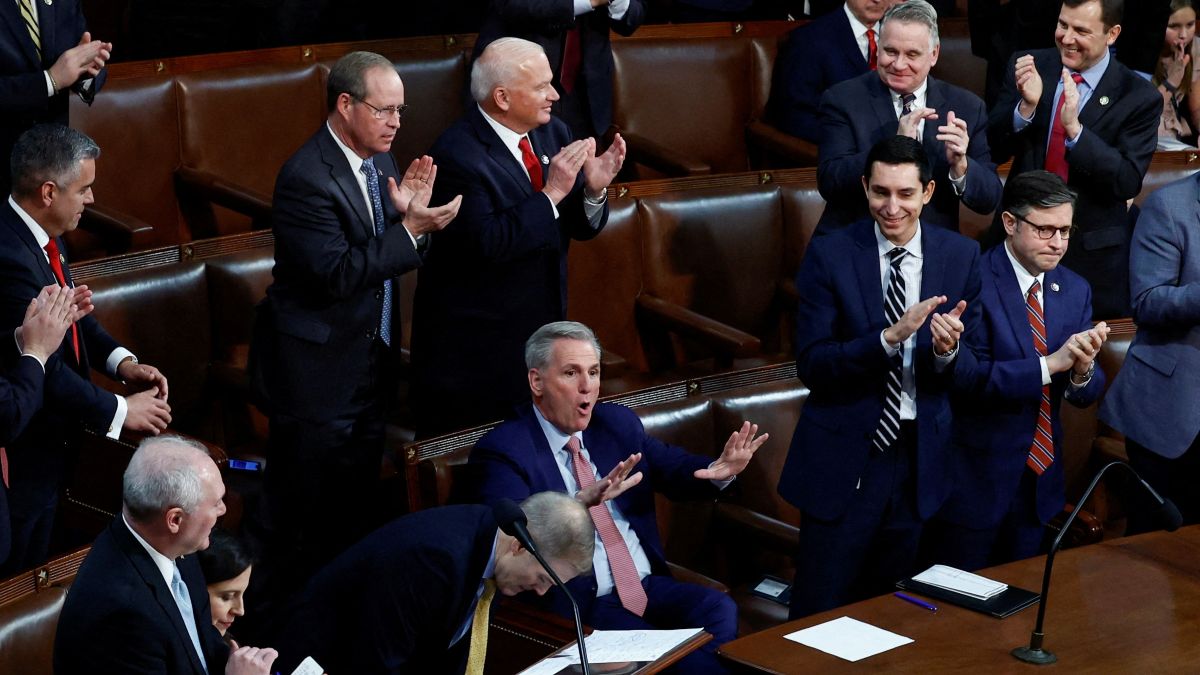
[912,565,1007,600]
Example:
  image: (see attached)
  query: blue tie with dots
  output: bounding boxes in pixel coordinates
[361,158,393,346]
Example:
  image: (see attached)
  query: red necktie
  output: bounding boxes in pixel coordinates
[1,448,8,488]
[43,239,80,362]
[867,29,877,70]
[518,137,544,192]
[1045,72,1085,181]
[566,436,648,616]
[560,26,582,94]
[1025,281,1055,475]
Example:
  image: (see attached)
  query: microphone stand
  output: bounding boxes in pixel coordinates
[524,545,592,675]
[1012,460,1180,665]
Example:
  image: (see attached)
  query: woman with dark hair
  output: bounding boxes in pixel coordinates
[1155,0,1200,149]
[197,528,254,640]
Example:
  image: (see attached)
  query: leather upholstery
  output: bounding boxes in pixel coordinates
[0,586,66,675]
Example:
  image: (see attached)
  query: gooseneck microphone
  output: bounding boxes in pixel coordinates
[1012,461,1182,665]
[494,499,592,675]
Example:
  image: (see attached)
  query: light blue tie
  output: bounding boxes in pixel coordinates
[360,157,394,346]
[171,563,209,673]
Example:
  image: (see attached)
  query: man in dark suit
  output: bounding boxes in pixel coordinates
[925,171,1107,571]
[468,320,766,674]
[987,0,1159,320]
[0,283,85,567]
[0,0,111,194]
[1100,173,1200,532]
[475,0,644,140]
[0,125,171,575]
[817,0,1002,234]
[412,38,625,437]
[54,436,278,675]
[779,136,982,618]
[771,0,890,142]
[251,51,462,590]
[275,492,594,675]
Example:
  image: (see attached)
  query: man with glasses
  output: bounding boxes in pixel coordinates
[924,170,1108,571]
[250,51,462,597]
[412,37,625,438]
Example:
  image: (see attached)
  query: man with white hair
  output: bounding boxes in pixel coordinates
[54,436,278,675]
[412,37,626,438]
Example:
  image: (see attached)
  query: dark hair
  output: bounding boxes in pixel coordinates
[863,136,932,186]
[197,528,254,584]
[10,125,100,200]
[1062,0,1123,29]
[326,51,397,112]
[1002,170,1077,220]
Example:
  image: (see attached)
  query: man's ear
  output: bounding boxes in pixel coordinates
[493,86,510,113]
[39,181,55,209]
[529,368,543,397]
[165,507,185,534]
[1001,211,1018,237]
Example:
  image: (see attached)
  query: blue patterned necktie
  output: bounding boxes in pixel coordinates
[360,157,394,346]
[170,563,209,673]
[873,247,908,452]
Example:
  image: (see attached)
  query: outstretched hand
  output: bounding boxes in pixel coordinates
[694,421,768,481]
[577,452,643,507]
[387,157,462,237]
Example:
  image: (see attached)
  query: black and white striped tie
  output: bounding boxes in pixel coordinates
[873,247,908,452]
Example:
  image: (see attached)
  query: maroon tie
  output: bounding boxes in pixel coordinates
[1045,72,1085,181]
[566,436,648,616]
[560,26,582,94]
[867,29,877,71]
[519,137,544,192]
[1025,281,1055,475]
[43,239,79,362]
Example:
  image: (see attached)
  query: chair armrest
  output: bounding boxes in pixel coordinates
[80,204,156,252]
[666,561,729,595]
[621,132,712,176]
[1047,503,1104,548]
[712,502,799,554]
[636,294,762,364]
[745,120,819,166]
[1092,435,1128,464]
[177,166,273,223]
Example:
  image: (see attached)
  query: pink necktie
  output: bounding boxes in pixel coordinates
[1045,72,1085,181]
[566,436,648,616]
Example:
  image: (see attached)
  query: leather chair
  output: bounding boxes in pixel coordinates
[0,547,88,675]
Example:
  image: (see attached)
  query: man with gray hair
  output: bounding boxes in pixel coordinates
[0,123,171,574]
[412,37,627,438]
[250,50,462,590]
[816,0,1002,234]
[55,435,279,674]
[275,491,595,674]
[467,320,766,674]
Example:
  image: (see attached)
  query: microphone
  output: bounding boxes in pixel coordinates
[1012,461,1182,665]
[494,499,592,675]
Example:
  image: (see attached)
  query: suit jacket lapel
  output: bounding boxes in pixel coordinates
[852,220,885,322]
[522,408,571,493]
[470,107,535,195]
[917,226,945,347]
[832,10,868,71]
[2,0,40,69]
[921,78,944,164]
[991,246,1037,360]
[1077,60,1123,130]
[2,204,58,287]
[1043,266,1067,356]
[869,76,899,133]
[36,0,55,68]
[317,130,373,240]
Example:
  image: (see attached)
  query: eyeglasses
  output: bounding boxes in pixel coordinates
[1011,213,1076,240]
[354,97,409,120]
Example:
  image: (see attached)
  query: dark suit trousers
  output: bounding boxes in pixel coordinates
[790,422,923,619]
[1125,435,1200,535]
[587,574,737,675]
[922,470,1047,572]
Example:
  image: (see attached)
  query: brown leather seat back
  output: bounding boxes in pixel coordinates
[390,52,470,164]
[177,64,326,237]
[749,34,783,120]
[205,247,275,362]
[612,37,755,174]
[70,76,184,252]
[0,586,66,675]
[639,185,786,354]
[568,197,647,371]
[87,262,214,438]
[929,19,986,99]
[780,182,824,281]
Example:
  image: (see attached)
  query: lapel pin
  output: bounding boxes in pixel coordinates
[1050,282,1060,292]
[1099,96,1110,106]
[541,154,549,165]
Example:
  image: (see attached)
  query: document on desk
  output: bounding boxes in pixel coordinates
[912,564,1007,600]
[784,616,913,662]
[558,628,704,663]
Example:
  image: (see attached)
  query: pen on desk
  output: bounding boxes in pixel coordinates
[894,592,938,612]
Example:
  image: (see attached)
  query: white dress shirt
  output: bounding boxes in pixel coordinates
[843,3,879,64]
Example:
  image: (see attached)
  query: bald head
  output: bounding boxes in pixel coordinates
[471,37,548,104]
[122,436,227,557]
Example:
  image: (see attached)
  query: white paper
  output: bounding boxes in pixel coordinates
[290,656,324,675]
[913,564,1007,600]
[784,616,913,662]
[517,656,573,675]
[553,628,704,664]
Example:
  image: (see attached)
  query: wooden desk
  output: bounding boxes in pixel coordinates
[720,527,1200,673]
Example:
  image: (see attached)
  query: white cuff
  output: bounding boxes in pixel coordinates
[107,348,136,379]
[108,394,127,439]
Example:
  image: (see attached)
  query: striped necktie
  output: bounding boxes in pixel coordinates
[873,247,908,452]
[1025,281,1055,474]
[360,158,393,346]
[16,0,41,61]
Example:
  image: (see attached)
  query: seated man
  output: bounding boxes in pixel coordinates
[926,170,1108,571]
[467,320,768,674]
[275,492,594,674]
[54,436,277,674]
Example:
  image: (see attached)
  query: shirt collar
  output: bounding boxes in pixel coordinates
[892,78,929,107]
[122,513,176,587]
[532,402,580,454]
[1003,240,1045,297]
[8,196,50,250]
[1074,48,1110,91]
[326,121,371,175]
[478,104,530,155]
[482,531,499,581]
[874,222,924,259]
[843,2,878,38]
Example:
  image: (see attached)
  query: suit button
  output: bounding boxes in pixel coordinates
[376,290,383,300]
[366,329,376,340]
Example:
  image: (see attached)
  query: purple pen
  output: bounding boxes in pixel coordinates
[894,591,938,612]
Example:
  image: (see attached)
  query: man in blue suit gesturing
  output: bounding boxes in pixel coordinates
[926,170,1108,571]
[779,135,982,619]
